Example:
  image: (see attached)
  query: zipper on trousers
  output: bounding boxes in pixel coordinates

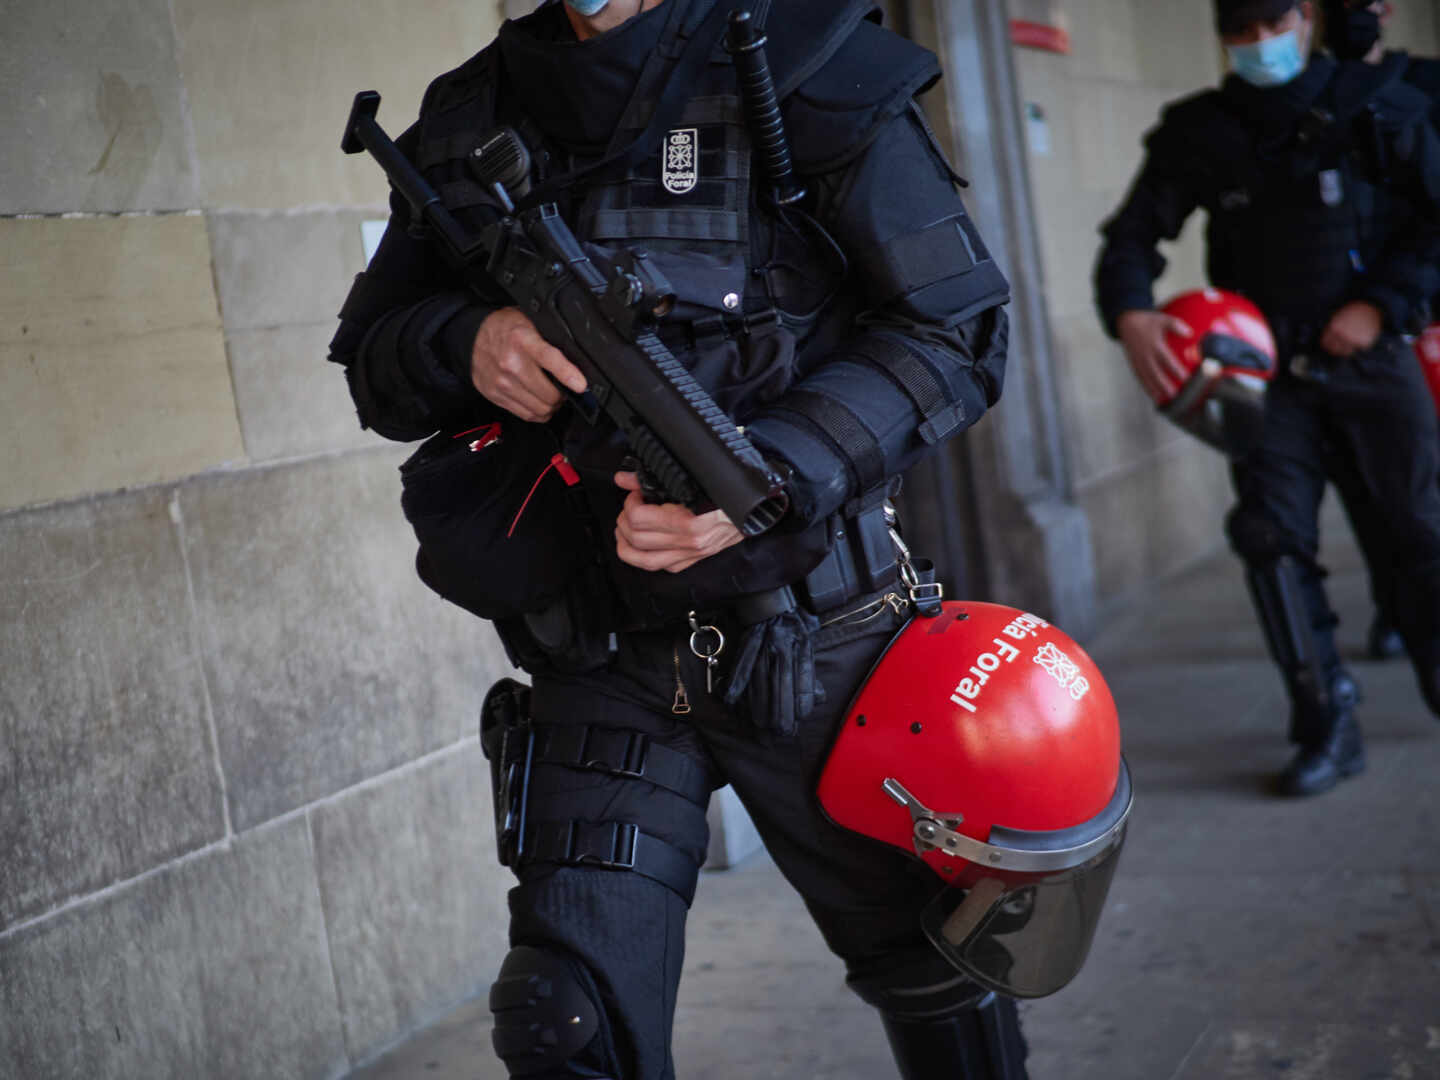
[672,644,692,715]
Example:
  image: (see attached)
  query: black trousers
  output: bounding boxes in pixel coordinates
[1227,335,1440,724]
[507,599,985,1079]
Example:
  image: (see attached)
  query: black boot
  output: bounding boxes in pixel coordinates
[1366,612,1406,661]
[1408,644,1440,721]
[1276,707,1365,796]
[881,993,1029,1080]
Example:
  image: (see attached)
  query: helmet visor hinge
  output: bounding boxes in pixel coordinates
[883,775,1132,874]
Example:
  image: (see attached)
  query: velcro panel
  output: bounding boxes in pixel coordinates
[872,215,978,301]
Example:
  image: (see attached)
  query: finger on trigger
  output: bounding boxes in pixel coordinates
[537,344,588,394]
[512,354,565,407]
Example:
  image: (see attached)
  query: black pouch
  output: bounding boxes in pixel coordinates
[399,419,587,620]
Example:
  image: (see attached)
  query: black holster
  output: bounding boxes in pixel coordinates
[480,678,535,868]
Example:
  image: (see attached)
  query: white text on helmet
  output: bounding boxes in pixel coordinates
[948,612,1052,714]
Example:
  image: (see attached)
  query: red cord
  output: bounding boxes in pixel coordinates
[508,453,580,538]
[453,423,502,451]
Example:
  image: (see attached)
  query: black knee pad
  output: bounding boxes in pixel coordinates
[848,947,991,1020]
[1226,504,1294,564]
[489,945,616,1077]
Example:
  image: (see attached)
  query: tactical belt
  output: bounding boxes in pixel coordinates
[521,819,701,905]
[530,723,710,808]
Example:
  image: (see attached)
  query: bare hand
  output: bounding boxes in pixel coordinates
[470,307,587,422]
[1117,309,1193,402]
[612,472,743,573]
[1320,301,1383,358]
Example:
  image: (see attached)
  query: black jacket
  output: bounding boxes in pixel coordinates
[1095,54,1440,348]
[328,0,1010,625]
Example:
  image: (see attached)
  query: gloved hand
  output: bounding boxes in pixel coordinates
[724,608,824,736]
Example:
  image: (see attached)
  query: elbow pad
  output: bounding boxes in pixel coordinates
[747,329,995,525]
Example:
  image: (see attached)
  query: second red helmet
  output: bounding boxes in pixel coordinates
[817,601,1131,999]
[1412,323,1440,418]
[1153,288,1277,457]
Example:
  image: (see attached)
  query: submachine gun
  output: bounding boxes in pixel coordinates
[340,91,790,538]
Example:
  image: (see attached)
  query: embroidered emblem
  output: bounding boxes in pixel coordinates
[1318,168,1344,208]
[662,128,699,195]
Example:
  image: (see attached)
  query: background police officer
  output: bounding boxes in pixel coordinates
[1095,0,1440,797]
[330,0,1024,1076]
[1321,0,1440,660]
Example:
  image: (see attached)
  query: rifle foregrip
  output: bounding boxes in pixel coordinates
[636,335,753,459]
[629,426,700,507]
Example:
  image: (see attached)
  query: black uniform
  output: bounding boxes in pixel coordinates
[329,2,1021,1077]
[1095,53,1440,790]
[1329,49,1440,660]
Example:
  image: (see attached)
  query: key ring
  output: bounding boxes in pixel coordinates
[687,611,727,694]
[688,616,726,661]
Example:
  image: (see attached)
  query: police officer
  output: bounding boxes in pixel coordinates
[1322,0,1440,660]
[1095,0,1440,797]
[330,1,1023,1076]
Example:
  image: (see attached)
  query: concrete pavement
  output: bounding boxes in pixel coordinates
[350,505,1440,1079]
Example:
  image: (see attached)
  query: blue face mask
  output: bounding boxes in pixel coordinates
[566,0,611,14]
[1227,28,1308,87]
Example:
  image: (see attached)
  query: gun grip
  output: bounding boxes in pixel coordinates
[342,91,382,155]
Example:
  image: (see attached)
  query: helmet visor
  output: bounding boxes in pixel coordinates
[1164,368,1267,458]
[919,829,1125,998]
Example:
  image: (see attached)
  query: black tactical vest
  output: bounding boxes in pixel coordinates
[402,0,941,628]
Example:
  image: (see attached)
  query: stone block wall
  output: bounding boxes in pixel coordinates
[0,2,517,1076]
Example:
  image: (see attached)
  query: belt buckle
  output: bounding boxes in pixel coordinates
[573,822,639,871]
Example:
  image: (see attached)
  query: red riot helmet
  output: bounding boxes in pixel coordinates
[1153,288,1277,457]
[817,601,1131,999]
[1413,323,1440,417]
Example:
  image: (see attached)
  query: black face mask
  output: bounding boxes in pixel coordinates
[1329,8,1382,60]
[498,0,679,155]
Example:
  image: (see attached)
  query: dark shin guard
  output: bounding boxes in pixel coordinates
[881,993,1029,1080]
[1390,567,1440,720]
[1242,556,1347,742]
